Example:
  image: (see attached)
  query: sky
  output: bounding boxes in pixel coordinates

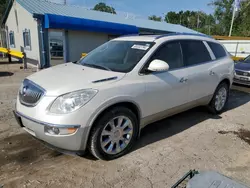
[61,0,214,17]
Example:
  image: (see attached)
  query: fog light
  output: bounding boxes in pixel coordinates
[45,126,60,135]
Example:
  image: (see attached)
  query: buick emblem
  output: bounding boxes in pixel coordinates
[243,72,248,76]
[22,86,28,96]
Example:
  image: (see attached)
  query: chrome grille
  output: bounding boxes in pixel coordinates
[19,79,45,107]
[235,70,250,77]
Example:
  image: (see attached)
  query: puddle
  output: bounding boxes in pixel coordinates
[218,129,250,145]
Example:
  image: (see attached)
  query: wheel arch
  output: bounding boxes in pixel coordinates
[91,101,141,126]
[211,77,231,98]
[219,77,231,88]
[83,100,142,150]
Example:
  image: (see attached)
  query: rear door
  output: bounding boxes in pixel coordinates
[180,40,219,103]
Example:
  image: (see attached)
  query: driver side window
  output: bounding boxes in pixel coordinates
[150,41,184,70]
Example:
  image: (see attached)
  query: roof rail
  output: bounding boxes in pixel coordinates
[119,34,139,38]
[155,32,213,39]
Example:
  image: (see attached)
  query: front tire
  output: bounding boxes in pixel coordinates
[88,107,138,160]
[208,82,229,114]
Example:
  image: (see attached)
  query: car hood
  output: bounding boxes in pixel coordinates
[27,63,126,96]
[235,62,250,71]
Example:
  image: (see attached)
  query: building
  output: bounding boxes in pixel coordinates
[1,0,199,68]
[213,36,250,60]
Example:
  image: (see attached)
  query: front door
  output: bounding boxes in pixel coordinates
[141,41,189,119]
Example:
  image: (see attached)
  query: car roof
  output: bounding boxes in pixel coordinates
[114,33,216,42]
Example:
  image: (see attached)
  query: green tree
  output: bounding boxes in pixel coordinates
[0,0,7,19]
[234,0,250,36]
[93,2,116,14]
[210,0,250,36]
[148,15,162,22]
[165,10,216,35]
[210,0,234,35]
[165,11,179,24]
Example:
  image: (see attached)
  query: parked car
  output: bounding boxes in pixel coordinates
[233,55,250,86]
[14,34,234,160]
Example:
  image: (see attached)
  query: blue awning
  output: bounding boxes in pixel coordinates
[44,14,139,35]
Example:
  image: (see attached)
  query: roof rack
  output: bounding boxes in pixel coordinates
[155,32,213,39]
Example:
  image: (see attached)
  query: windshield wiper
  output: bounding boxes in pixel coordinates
[83,63,112,71]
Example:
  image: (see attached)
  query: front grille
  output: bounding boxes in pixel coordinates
[234,78,250,85]
[19,79,45,107]
[235,70,250,77]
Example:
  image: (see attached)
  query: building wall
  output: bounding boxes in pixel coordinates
[67,30,109,62]
[5,1,40,65]
[219,40,250,58]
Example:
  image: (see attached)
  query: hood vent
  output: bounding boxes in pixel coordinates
[92,76,118,83]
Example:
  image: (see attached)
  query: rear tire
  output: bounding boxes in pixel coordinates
[208,82,229,114]
[88,107,138,160]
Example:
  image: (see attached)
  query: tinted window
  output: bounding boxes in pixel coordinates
[9,31,15,47]
[181,40,211,66]
[244,55,250,63]
[207,42,227,59]
[150,41,183,70]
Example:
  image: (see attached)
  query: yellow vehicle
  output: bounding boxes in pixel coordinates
[81,53,87,58]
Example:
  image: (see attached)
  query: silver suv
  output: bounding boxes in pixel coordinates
[14,34,234,160]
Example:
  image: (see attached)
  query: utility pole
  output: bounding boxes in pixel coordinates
[162,13,169,23]
[197,13,200,29]
[64,0,66,5]
[229,0,240,37]
[229,0,250,36]
[229,8,236,37]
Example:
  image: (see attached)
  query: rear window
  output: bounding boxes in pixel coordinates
[207,42,227,59]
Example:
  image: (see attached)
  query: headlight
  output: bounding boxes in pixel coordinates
[49,89,98,114]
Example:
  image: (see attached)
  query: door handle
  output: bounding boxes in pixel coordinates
[180,77,188,83]
[209,71,215,76]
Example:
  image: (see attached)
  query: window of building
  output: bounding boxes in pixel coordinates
[150,41,184,70]
[180,40,212,66]
[9,31,15,48]
[23,29,31,50]
[207,42,227,59]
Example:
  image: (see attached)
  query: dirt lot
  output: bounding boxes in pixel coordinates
[1,61,250,188]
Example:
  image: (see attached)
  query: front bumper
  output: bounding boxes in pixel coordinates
[13,110,88,152]
[233,76,250,86]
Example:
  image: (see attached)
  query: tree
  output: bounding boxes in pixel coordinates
[210,0,234,35]
[210,0,250,36]
[93,2,116,14]
[164,10,216,35]
[233,0,250,36]
[148,15,162,22]
[165,11,179,24]
[0,0,7,19]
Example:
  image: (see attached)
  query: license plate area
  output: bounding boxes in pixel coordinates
[239,77,248,81]
[23,127,36,137]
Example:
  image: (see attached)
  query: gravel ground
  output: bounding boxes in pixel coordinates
[1,61,250,188]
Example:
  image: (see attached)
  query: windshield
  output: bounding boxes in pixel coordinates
[78,40,154,73]
[243,55,250,63]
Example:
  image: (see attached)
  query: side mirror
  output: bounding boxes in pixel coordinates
[148,59,169,72]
